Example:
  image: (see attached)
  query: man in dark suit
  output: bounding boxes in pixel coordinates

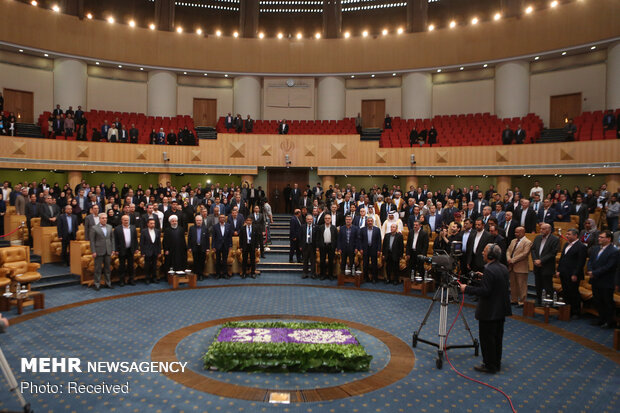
[530,223,560,305]
[329,203,344,229]
[129,124,139,143]
[289,209,302,263]
[278,119,289,134]
[225,113,233,131]
[299,191,313,211]
[316,214,338,280]
[337,215,360,276]
[515,199,537,233]
[586,231,619,328]
[299,214,317,279]
[39,195,60,227]
[555,193,572,222]
[290,184,301,212]
[473,192,488,217]
[382,223,404,285]
[250,205,266,258]
[140,218,161,283]
[228,208,244,236]
[487,224,507,265]
[188,215,209,280]
[212,214,233,279]
[359,216,382,283]
[466,218,494,273]
[602,109,616,131]
[460,244,511,374]
[52,104,63,117]
[406,220,429,278]
[56,205,78,266]
[239,216,260,278]
[140,204,161,230]
[570,195,589,231]
[557,228,587,318]
[501,125,514,145]
[514,124,526,144]
[113,215,138,286]
[537,199,557,230]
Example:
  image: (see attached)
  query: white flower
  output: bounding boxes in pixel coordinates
[287,329,352,344]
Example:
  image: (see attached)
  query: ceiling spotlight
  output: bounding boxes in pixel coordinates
[277,32,283,39]
[459,66,464,70]
[52,4,60,13]
[196,28,202,35]
[392,73,396,76]
[86,12,93,19]
[129,20,136,28]
[471,17,479,25]
[140,67,144,70]
[561,51,567,55]
[44,53,49,57]
[315,32,321,39]
[590,46,596,50]
[296,32,302,39]
[344,31,350,38]
[382,29,388,36]
[534,56,540,60]
[351,75,355,78]
[95,61,100,65]
[550,1,558,8]
[436,69,442,73]
[183,71,187,75]
[176,27,183,33]
[494,12,502,21]
[224,74,229,77]
[18,49,24,53]
[118,65,122,68]
[107,16,115,24]
[149,23,156,30]
[203,73,208,76]
[483,64,488,68]
[449,21,456,29]
[216,30,222,37]
[525,6,533,14]
[233,31,239,38]
[428,24,435,31]
[371,74,375,78]
[362,30,368,37]
[31,0,37,6]
[397,27,404,34]
[258,32,265,39]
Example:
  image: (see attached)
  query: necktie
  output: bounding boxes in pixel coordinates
[247,226,251,241]
[197,228,201,245]
[307,226,311,242]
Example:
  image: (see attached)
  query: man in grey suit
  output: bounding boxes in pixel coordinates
[83,204,100,242]
[90,213,115,291]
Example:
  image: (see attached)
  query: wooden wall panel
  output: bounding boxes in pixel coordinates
[0,0,618,75]
[0,136,618,176]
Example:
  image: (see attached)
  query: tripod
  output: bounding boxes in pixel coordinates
[412,283,479,369]
[0,345,33,412]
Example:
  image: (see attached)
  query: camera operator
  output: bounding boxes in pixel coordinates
[0,312,8,333]
[459,244,511,374]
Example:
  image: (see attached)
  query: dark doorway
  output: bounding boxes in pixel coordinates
[267,168,309,213]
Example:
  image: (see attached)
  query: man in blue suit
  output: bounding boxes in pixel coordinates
[359,216,382,283]
[57,205,78,266]
[337,215,360,275]
[212,214,232,279]
[586,231,619,328]
[555,193,572,222]
[538,199,557,230]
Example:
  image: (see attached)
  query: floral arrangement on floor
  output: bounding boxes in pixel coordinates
[202,321,373,372]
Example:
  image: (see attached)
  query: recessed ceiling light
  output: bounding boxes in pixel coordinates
[86,12,93,19]
[315,32,321,39]
[397,27,404,34]
[392,73,396,76]
[129,20,136,28]
[590,46,596,50]
[428,24,435,31]
[216,30,222,37]
[183,71,187,75]
[449,21,456,29]
[371,74,375,78]
[176,27,183,33]
[140,67,144,70]
[196,28,202,35]
[31,0,37,6]
[460,66,464,70]
[362,30,368,37]
[203,73,208,76]
[534,56,540,60]
[95,61,100,65]
[550,1,558,8]
[382,29,388,36]
[437,69,441,73]
[44,53,49,57]
[344,31,350,38]
[471,17,479,25]
[18,49,24,53]
[483,64,488,68]
[52,4,60,13]
[224,74,229,77]
[107,16,115,24]
[296,32,302,39]
[351,75,355,78]
[277,32,283,39]
[561,51,567,55]
[233,31,239,38]
[525,6,533,14]
[494,12,502,21]
[118,65,122,68]
[149,23,156,30]
[258,32,265,39]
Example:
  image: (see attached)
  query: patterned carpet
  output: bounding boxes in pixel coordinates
[0,273,618,413]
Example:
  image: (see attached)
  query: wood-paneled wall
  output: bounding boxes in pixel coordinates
[1,136,618,176]
[0,0,617,74]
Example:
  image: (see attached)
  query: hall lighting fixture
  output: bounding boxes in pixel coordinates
[233,31,239,38]
[107,16,115,24]
[459,66,464,70]
[18,49,23,53]
[118,65,122,68]
[534,56,540,60]
[550,1,558,8]
[86,13,93,19]
[436,69,441,73]
[140,67,144,70]
[351,75,355,78]
[344,31,350,38]
[471,17,478,25]
[397,27,404,34]
[428,24,435,31]
[590,46,596,50]
[183,71,187,75]
[259,32,265,38]
[196,28,203,35]
[493,12,501,21]
[296,32,302,39]
[561,51,567,55]
[129,20,136,28]
[95,61,100,65]
[449,21,456,29]
[177,27,183,33]
[315,33,321,39]
[525,6,533,14]
[362,30,368,37]
[44,53,49,57]
[204,73,208,76]
[149,23,156,30]
[224,74,229,77]
[216,30,222,36]
[52,4,60,12]
[392,73,396,76]
[31,1,37,6]
[382,29,388,36]
[371,74,375,78]
[277,32,283,39]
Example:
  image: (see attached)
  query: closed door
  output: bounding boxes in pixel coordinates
[361,99,386,129]
[193,98,217,127]
[3,88,34,123]
[267,168,309,213]
[550,93,581,129]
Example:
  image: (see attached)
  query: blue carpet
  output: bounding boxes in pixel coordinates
[0,280,618,412]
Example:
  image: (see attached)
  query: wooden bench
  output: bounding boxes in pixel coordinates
[402,276,435,296]
[337,269,363,288]
[0,291,44,315]
[523,301,571,323]
[167,271,197,290]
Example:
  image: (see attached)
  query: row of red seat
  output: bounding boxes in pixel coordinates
[572,109,620,141]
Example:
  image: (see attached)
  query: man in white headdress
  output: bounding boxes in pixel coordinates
[381,210,403,239]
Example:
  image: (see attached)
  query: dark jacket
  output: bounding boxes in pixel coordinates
[188,224,210,252]
[531,234,560,276]
[587,245,619,289]
[557,241,587,281]
[56,213,78,241]
[337,225,360,251]
[406,228,429,257]
[465,260,512,321]
[359,226,382,256]
[382,232,404,261]
[212,222,233,251]
[316,224,338,249]
[299,223,316,248]
[239,224,260,250]
[113,225,138,255]
[140,228,161,257]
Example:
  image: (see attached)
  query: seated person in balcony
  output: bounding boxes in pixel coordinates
[278,119,289,135]
[564,118,576,141]
[514,124,526,144]
[101,120,110,141]
[428,125,437,146]
[167,129,177,145]
[245,115,254,133]
[501,124,513,145]
[602,109,616,131]
[225,112,233,131]
[409,127,418,147]
[384,114,392,130]
[129,124,139,143]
